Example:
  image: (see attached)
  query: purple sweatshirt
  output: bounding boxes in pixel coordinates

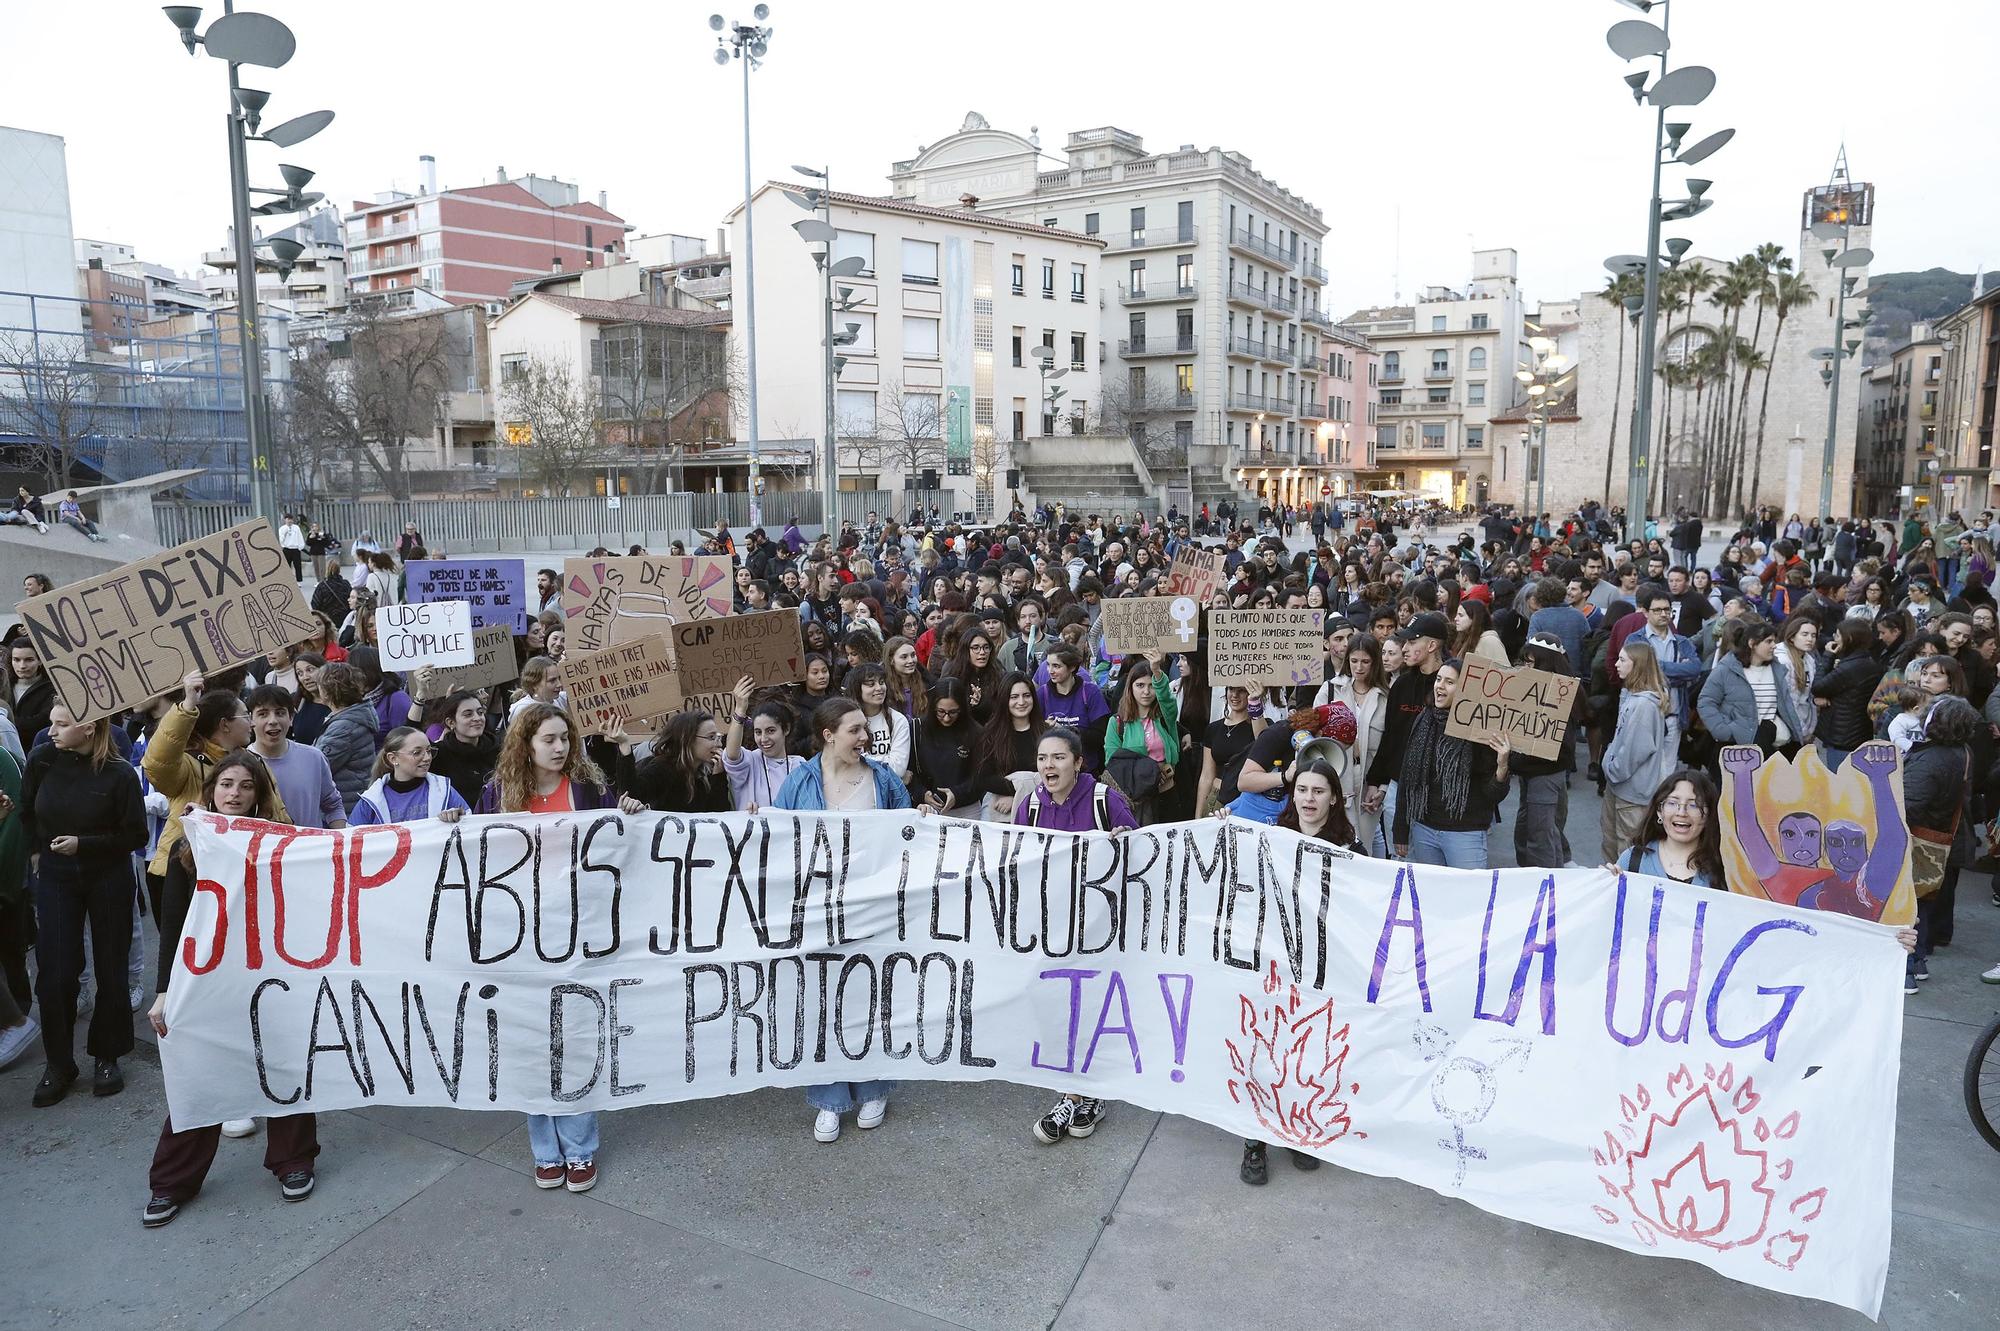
[1012,773,1138,832]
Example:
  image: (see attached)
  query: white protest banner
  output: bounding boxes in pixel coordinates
[405,559,528,634]
[13,520,315,723]
[1446,656,1579,761]
[169,812,1899,1316]
[1209,609,1325,688]
[411,624,519,701]
[375,601,476,670]
[1098,595,1201,657]
[1162,546,1221,603]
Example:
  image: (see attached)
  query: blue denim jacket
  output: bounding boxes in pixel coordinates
[772,755,912,811]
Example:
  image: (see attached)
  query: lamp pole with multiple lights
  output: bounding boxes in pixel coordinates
[1517,335,1573,523]
[787,168,866,539]
[1604,0,1732,533]
[711,7,773,527]
[164,4,333,525]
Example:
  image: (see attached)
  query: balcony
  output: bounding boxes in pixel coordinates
[1299,400,1327,420]
[1119,334,1195,357]
[1300,308,1333,330]
[1299,259,1327,285]
[1229,228,1291,266]
[1228,391,1276,413]
[1099,226,1199,252]
[1379,368,1404,384]
[1379,400,1459,416]
[1132,390,1198,413]
[1424,366,1453,381]
[1118,281,1197,306]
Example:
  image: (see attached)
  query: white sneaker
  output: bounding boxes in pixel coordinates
[856,1097,888,1130]
[76,981,93,1015]
[0,1018,38,1070]
[128,984,146,1013]
[813,1109,842,1143]
[221,1118,259,1138]
[1982,962,2000,985]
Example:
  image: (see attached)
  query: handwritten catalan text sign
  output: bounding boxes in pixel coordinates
[1209,609,1324,688]
[169,812,1899,1316]
[411,624,518,701]
[375,602,475,670]
[559,556,732,653]
[559,633,679,735]
[1719,741,1915,926]
[670,608,805,696]
[405,559,527,634]
[1098,595,1201,657]
[1162,546,1221,603]
[12,520,315,724]
[1445,656,1578,761]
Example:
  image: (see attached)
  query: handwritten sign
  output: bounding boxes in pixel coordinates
[670,608,805,696]
[410,624,518,701]
[375,602,475,670]
[1162,545,1222,602]
[1445,656,1578,762]
[559,555,732,653]
[12,520,314,724]
[1098,595,1201,656]
[560,633,680,735]
[1209,609,1324,688]
[404,559,527,634]
[170,812,1905,1317]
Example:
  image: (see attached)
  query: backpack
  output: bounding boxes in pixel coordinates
[311,570,352,623]
[1025,780,1111,831]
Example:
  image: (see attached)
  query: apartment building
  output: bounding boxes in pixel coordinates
[885,116,1329,508]
[1857,325,1944,517]
[1317,324,1378,501]
[727,182,1103,519]
[1341,249,1527,507]
[345,158,627,306]
[1933,283,2000,515]
[201,205,348,322]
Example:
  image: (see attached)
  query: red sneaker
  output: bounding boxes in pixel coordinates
[533,1164,565,1189]
[565,1161,597,1194]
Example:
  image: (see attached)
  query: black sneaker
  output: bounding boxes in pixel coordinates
[1066,1098,1106,1139]
[1288,1148,1321,1172]
[1033,1097,1075,1145]
[279,1169,315,1202]
[32,1065,76,1108]
[1239,1141,1269,1186]
[93,1059,123,1097]
[141,1195,181,1228]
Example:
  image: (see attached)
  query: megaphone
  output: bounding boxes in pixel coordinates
[1293,736,1349,783]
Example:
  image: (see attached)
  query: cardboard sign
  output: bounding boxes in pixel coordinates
[1098,595,1202,656]
[1717,740,1915,925]
[1162,546,1222,603]
[410,624,518,701]
[559,555,732,653]
[560,634,681,735]
[404,559,527,634]
[1444,656,1578,762]
[375,602,475,670]
[12,520,315,724]
[671,608,806,696]
[1208,609,1324,688]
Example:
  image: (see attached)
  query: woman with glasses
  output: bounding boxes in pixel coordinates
[1606,769,1724,888]
[609,709,731,815]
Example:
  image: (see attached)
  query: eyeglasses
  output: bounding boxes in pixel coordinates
[698,731,724,743]
[1661,800,1705,815]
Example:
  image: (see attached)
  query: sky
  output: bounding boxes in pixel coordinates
[6,0,1996,317]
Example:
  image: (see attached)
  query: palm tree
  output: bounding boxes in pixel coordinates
[1598,271,1643,504]
[1749,268,1817,516]
[1727,245,1786,516]
[1658,262,1714,514]
[1705,264,1757,512]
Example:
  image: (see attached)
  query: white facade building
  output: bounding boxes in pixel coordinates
[886,116,1330,510]
[0,125,83,336]
[727,183,1104,519]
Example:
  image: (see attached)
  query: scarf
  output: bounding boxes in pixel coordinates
[1402,701,1473,827]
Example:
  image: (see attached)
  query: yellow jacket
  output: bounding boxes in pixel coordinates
[143,703,291,875]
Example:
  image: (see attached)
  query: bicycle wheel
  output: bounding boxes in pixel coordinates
[1966,1015,2000,1153]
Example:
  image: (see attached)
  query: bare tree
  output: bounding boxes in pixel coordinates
[286,302,450,500]
[502,355,607,497]
[1091,370,1190,470]
[0,331,104,490]
[595,321,732,492]
[841,380,946,486]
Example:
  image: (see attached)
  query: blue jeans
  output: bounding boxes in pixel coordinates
[1408,821,1489,870]
[1373,781,1398,858]
[806,1081,894,1113]
[1821,745,1851,772]
[526,1112,599,1166]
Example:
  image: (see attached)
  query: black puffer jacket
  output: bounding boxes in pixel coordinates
[1811,652,1886,751]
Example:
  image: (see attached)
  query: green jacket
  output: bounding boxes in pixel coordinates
[1103,681,1182,767]
[0,748,24,905]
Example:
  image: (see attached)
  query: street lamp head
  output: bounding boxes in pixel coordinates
[1030,344,1055,360]
[749,38,767,57]
[791,164,826,178]
[200,10,296,68]
[829,256,866,278]
[1516,370,1535,383]
[784,188,822,210]
[754,2,769,17]
[1663,121,1691,152]
[1833,247,1874,269]
[709,13,725,29]
[1675,128,1735,166]
[1614,0,1656,12]
[713,46,729,65]
[1683,178,1711,199]
[1623,71,1650,102]
[267,236,305,264]
[232,85,269,133]
[1607,19,1671,60]
[278,162,315,191]
[1647,65,1716,109]
[792,218,836,244]
[1664,237,1693,260]
[1624,295,1646,314]
[260,109,333,148]
[163,5,203,53]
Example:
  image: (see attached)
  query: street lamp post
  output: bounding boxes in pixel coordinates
[788,169,866,542]
[1519,337,1571,525]
[712,8,773,527]
[1031,345,1068,436]
[163,4,332,525]
[1812,155,1872,522]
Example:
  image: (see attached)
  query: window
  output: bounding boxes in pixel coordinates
[1428,389,1450,404]
[1177,255,1193,291]
[1422,423,1448,449]
[1042,260,1056,298]
[1381,390,1401,406]
[1083,212,1099,235]
[901,239,939,285]
[1128,258,1146,295]
[845,311,876,354]
[902,391,943,439]
[1043,218,1057,228]
[1129,206,1146,243]
[1467,382,1485,406]
[1383,351,1401,378]
[1010,258,1024,295]
[1176,309,1193,341]
[1177,201,1194,241]
[1129,367,1147,397]
[832,230,875,276]
[1431,315,1447,332]
[1042,329,1056,360]
[1471,313,1489,330]
[903,316,940,359]
[1175,420,1193,447]
[1071,264,1086,302]
[1011,329,1023,368]
[836,389,876,438]
[1012,404,1026,439]
[1070,332,1086,370]
[1466,427,1485,450]
[1468,346,1487,370]
[1430,351,1450,374]
[501,353,527,384]
[1176,363,1194,395]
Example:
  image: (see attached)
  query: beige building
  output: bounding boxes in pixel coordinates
[1932,282,2000,516]
[1856,325,1944,518]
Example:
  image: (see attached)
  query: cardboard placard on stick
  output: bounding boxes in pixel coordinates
[1717,740,1915,925]
[375,602,475,670]
[411,624,518,700]
[1098,595,1203,656]
[558,555,732,653]
[1208,609,1325,689]
[670,608,806,696]
[1162,546,1222,603]
[404,559,527,633]
[11,520,316,724]
[1444,656,1577,761]
[560,634,680,736]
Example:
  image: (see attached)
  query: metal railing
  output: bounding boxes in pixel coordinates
[1300,308,1333,329]
[1228,336,1271,359]
[1379,369,1405,383]
[1379,400,1459,415]
[1099,226,1198,251]
[1299,260,1327,284]
[1117,282,1198,305]
[1424,367,1454,381]
[1119,334,1196,356]
[1230,229,1291,265]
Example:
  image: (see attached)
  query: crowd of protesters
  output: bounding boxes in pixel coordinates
[0,493,1969,1215]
